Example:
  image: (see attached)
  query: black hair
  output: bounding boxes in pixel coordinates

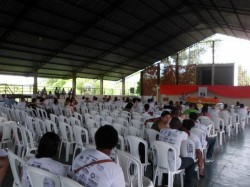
[169,100,173,106]
[31,98,36,103]
[240,103,244,108]
[182,119,195,131]
[53,98,58,105]
[189,112,198,121]
[95,125,118,150]
[201,105,208,114]
[189,103,195,108]
[224,103,228,109]
[161,111,171,118]
[125,102,133,109]
[169,117,182,129]
[144,103,150,111]
[36,132,60,158]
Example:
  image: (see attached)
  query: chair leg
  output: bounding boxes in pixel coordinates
[58,142,63,159]
[152,168,158,186]
[168,172,173,187]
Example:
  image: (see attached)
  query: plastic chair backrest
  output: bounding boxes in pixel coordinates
[73,125,89,145]
[69,116,82,127]
[59,121,74,142]
[25,166,61,187]
[146,129,159,147]
[117,117,129,127]
[113,123,127,137]
[117,150,143,187]
[126,135,148,163]
[60,176,85,187]
[74,112,84,125]
[52,106,60,116]
[45,119,58,134]
[8,149,26,187]
[21,127,37,157]
[128,126,143,138]
[59,115,70,124]
[35,117,46,139]
[131,119,143,129]
[151,141,179,171]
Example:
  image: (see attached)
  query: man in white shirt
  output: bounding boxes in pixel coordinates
[16,97,27,110]
[182,119,204,178]
[189,112,216,162]
[72,125,125,187]
[159,117,195,187]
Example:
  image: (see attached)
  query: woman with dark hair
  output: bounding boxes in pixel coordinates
[151,111,171,132]
[22,132,67,187]
[123,102,134,113]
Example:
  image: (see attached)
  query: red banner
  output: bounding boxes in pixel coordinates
[160,85,250,98]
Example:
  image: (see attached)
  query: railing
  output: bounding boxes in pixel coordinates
[0,84,138,96]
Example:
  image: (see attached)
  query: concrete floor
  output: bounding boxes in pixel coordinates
[3,125,250,187]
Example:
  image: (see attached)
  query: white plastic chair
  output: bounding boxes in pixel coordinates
[117,150,153,187]
[64,108,73,117]
[52,106,60,116]
[36,108,48,120]
[72,125,88,159]
[126,135,150,171]
[69,116,82,127]
[21,127,37,158]
[25,116,38,141]
[90,127,98,144]
[146,128,159,148]
[106,116,116,124]
[212,116,226,146]
[45,119,59,134]
[8,149,26,187]
[113,123,127,137]
[74,112,84,126]
[60,175,85,187]
[0,121,14,149]
[59,115,70,124]
[151,141,184,187]
[35,117,47,141]
[117,117,129,127]
[232,112,240,134]
[219,111,232,137]
[25,166,61,187]
[128,126,143,138]
[58,122,75,162]
[94,114,104,127]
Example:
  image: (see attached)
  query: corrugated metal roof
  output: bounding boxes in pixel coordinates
[0,0,250,80]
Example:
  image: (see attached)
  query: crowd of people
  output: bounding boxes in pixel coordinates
[1,89,249,187]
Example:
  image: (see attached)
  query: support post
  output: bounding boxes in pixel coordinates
[122,77,125,95]
[176,53,179,85]
[72,71,77,96]
[100,76,104,95]
[140,71,143,96]
[33,69,38,94]
[211,41,215,85]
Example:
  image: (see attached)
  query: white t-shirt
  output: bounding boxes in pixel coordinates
[159,128,188,171]
[191,123,207,148]
[22,157,67,187]
[187,133,202,159]
[16,101,26,110]
[72,149,125,187]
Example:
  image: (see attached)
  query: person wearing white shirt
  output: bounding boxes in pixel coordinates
[159,117,195,187]
[16,97,27,110]
[71,125,125,187]
[22,132,67,187]
[189,112,216,162]
[182,119,204,178]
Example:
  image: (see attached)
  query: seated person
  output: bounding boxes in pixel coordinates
[123,102,133,113]
[71,125,125,187]
[159,117,195,187]
[181,119,204,178]
[189,112,216,162]
[184,103,199,116]
[22,132,67,187]
[16,97,27,110]
[151,111,171,132]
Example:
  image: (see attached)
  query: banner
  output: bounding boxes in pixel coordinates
[160,85,250,98]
